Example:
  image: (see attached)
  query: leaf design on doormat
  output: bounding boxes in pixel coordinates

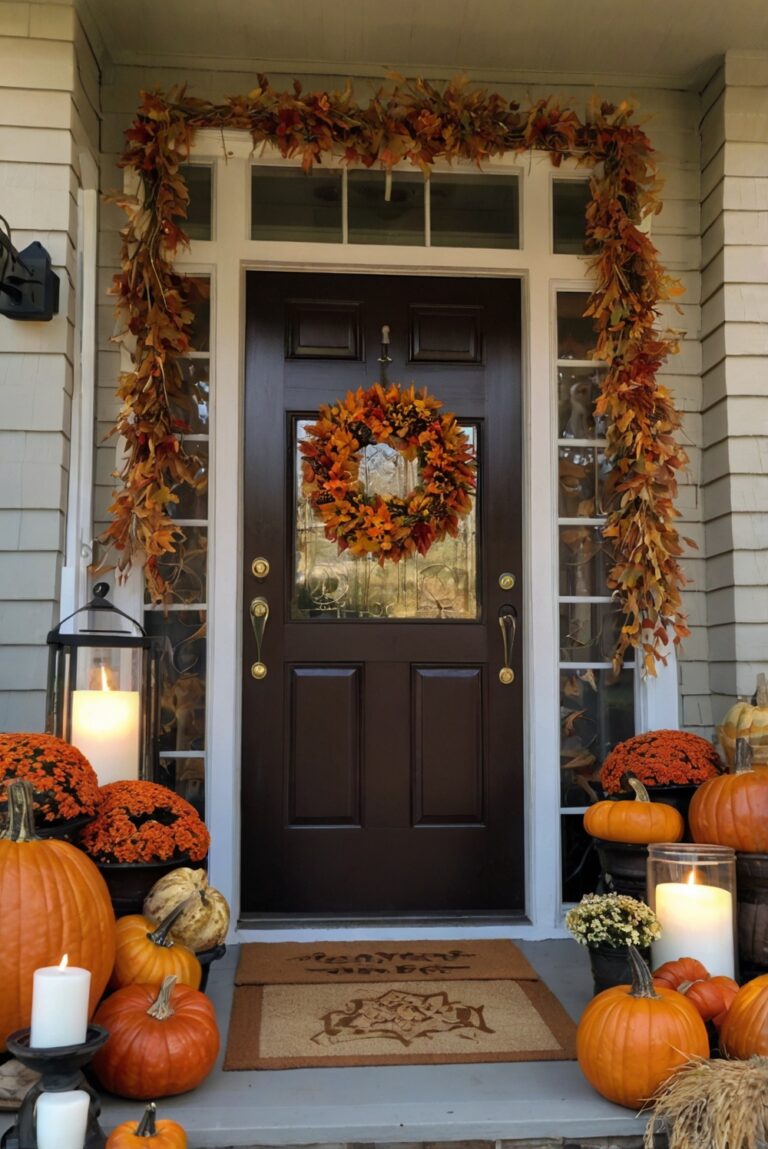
[312,988,493,1047]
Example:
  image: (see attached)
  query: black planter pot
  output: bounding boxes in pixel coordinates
[736,851,768,979]
[34,812,95,841]
[589,944,650,995]
[95,857,190,917]
[593,838,649,900]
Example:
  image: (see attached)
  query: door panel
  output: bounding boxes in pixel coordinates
[242,272,523,918]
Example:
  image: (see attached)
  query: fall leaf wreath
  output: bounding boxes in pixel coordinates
[300,383,476,563]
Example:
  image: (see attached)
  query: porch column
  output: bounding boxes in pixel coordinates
[701,50,768,723]
[0,1,100,729]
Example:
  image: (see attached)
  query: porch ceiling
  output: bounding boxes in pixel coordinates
[80,0,768,89]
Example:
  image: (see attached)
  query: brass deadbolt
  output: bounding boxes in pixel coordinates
[252,557,270,579]
[498,572,516,591]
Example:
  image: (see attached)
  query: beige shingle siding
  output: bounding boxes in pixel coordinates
[0,2,100,732]
[701,51,768,723]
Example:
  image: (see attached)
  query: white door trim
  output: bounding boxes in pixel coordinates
[149,139,679,942]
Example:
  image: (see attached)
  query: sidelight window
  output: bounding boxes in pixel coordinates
[556,290,636,903]
[142,275,211,819]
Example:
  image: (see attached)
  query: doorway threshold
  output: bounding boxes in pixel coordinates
[238,912,531,931]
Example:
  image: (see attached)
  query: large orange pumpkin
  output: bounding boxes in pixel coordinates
[577,946,709,1109]
[92,975,220,1098]
[111,904,201,992]
[717,673,768,765]
[689,738,768,853]
[584,776,684,844]
[719,973,768,1058]
[0,779,116,1048]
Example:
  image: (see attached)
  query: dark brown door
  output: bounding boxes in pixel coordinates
[242,272,523,919]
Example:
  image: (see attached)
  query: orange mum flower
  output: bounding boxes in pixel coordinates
[0,733,100,824]
[78,779,210,863]
[601,729,724,794]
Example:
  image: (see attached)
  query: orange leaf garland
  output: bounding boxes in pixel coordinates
[105,77,690,668]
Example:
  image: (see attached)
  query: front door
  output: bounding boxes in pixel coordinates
[241,272,523,919]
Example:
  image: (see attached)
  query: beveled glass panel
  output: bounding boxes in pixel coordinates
[430,173,519,249]
[556,291,595,360]
[170,441,208,520]
[348,170,424,246]
[180,165,213,241]
[172,359,209,433]
[292,420,479,620]
[146,526,207,605]
[560,667,635,804]
[251,167,342,242]
[553,179,591,254]
[144,609,207,752]
[558,366,605,439]
[559,525,611,597]
[560,600,627,664]
[158,757,205,817]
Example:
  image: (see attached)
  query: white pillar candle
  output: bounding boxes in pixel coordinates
[36,1090,90,1149]
[71,684,140,785]
[651,873,735,978]
[30,956,91,1048]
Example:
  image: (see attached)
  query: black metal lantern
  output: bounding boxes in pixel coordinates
[46,583,160,785]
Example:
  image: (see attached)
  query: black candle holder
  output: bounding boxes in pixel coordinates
[1,1026,109,1149]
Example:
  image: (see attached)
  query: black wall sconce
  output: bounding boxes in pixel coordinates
[0,214,59,321]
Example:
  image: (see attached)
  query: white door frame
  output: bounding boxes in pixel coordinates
[137,133,680,942]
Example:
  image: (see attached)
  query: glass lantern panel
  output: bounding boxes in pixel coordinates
[556,292,595,360]
[291,418,479,620]
[69,645,144,785]
[73,645,142,692]
[430,173,520,249]
[560,667,636,805]
[553,179,591,254]
[145,610,207,754]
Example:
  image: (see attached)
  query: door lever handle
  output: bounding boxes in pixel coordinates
[498,604,517,685]
[250,596,269,680]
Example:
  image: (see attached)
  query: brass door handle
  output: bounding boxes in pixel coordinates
[250,596,269,679]
[498,604,517,685]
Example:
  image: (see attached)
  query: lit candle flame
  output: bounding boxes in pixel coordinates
[100,666,110,692]
[59,954,69,970]
[687,869,698,886]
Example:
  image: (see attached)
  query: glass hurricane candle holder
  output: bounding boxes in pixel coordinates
[648,843,737,979]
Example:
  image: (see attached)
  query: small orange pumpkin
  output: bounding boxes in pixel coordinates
[93,975,219,1098]
[719,973,768,1058]
[689,738,768,853]
[577,946,709,1109]
[107,1103,187,1149]
[652,956,710,991]
[584,776,684,844]
[111,902,201,991]
[680,975,739,1030]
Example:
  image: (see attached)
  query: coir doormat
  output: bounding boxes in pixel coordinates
[225,940,577,1070]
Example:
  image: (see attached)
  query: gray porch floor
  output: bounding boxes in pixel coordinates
[1,941,649,1148]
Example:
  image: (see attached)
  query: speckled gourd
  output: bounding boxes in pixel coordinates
[143,868,229,952]
[718,673,768,766]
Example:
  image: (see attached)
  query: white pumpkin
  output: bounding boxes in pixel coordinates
[143,868,230,952]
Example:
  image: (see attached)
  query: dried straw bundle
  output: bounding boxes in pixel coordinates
[644,1056,768,1149]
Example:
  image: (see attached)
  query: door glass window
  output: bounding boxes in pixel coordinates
[347,170,425,246]
[291,418,479,620]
